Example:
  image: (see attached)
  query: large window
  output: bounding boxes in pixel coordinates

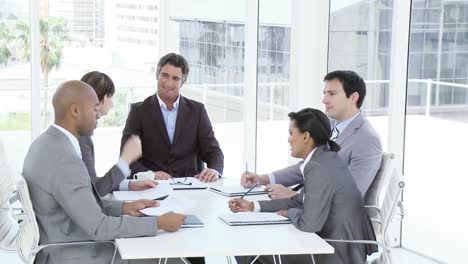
[328,0,394,151]
[403,0,468,262]
[0,0,31,170]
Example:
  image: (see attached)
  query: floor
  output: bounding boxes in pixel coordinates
[0,247,445,264]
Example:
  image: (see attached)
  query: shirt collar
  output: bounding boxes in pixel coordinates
[52,124,82,159]
[335,111,361,134]
[300,147,317,176]
[156,93,180,111]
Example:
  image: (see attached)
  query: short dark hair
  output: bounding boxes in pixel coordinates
[80,71,115,102]
[288,108,340,152]
[324,70,366,108]
[156,53,190,83]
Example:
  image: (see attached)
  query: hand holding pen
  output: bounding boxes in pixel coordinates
[240,162,260,188]
[228,184,257,212]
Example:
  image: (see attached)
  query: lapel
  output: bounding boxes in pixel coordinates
[335,112,364,145]
[300,145,326,202]
[151,95,171,145]
[48,126,104,207]
[172,96,188,146]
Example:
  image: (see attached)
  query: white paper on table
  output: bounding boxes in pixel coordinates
[113,181,173,201]
[139,196,197,216]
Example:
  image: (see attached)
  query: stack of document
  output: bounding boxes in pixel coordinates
[113,181,173,201]
[209,185,267,197]
[219,212,291,226]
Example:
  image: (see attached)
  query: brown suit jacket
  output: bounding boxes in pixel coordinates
[121,95,224,177]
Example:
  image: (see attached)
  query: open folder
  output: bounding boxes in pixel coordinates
[219,212,291,226]
[209,185,267,197]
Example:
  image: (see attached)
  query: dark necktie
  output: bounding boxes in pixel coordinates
[331,125,340,141]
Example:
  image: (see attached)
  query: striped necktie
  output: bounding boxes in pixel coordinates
[331,125,340,141]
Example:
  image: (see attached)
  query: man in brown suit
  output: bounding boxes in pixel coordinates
[121,53,224,184]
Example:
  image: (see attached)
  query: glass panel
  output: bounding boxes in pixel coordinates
[403,1,468,263]
[328,0,394,151]
[0,1,31,170]
[256,0,292,173]
[167,0,248,177]
[41,0,160,173]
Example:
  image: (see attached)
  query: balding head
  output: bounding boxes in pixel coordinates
[52,80,99,137]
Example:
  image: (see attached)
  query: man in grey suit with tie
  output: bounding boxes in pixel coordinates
[23,80,185,264]
[241,70,382,198]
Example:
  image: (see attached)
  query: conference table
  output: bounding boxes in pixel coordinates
[115,178,334,262]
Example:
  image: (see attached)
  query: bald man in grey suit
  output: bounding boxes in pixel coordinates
[23,80,185,264]
[241,70,382,199]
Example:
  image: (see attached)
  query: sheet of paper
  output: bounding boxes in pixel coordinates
[113,181,173,201]
[139,196,197,216]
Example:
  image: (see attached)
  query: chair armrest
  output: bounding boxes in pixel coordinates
[34,241,117,264]
[365,205,380,211]
[397,200,405,218]
[324,239,390,254]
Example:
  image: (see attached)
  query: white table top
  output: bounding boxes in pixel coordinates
[115,179,334,259]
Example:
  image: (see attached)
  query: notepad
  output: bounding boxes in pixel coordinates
[219,212,291,226]
[113,181,173,201]
[159,177,207,190]
[182,215,204,228]
[209,185,267,197]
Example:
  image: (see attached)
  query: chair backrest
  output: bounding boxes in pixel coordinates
[0,146,20,252]
[376,168,405,247]
[14,176,40,263]
[365,152,395,207]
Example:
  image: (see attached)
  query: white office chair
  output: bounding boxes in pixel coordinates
[10,176,118,264]
[0,141,20,252]
[324,168,405,264]
[366,152,395,207]
[249,155,401,264]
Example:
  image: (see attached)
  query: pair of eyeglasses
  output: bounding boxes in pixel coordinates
[169,177,192,185]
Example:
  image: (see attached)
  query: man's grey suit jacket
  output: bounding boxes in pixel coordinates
[259,145,377,264]
[79,136,125,196]
[23,126,158,264]
[272,112,382,196]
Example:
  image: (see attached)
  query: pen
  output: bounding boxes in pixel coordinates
[240,183,258,199]
[245,162,248,177]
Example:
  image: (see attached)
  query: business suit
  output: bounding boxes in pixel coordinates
[252,145,377,264]
[79,136,125,196]
[23,126,158,264]
[121,94,224,177]
[272,112,382,196]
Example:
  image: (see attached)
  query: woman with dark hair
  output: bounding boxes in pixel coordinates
[230,108,377,264]
[79,71,158,196]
